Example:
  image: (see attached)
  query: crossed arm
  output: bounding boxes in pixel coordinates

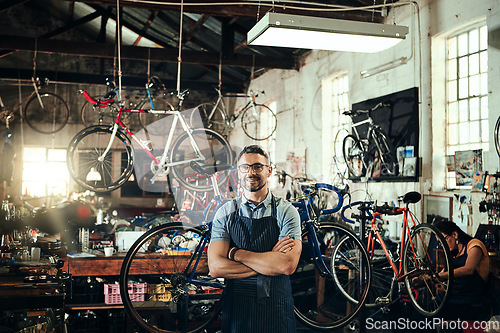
[208,237,302,279]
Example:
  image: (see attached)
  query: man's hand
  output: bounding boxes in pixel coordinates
[272,236,295,253]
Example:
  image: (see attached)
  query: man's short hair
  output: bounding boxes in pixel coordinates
[237,145,269,162]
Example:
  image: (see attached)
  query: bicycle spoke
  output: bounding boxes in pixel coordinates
[343,135,365,178]
[293,223,370,330]
[120,224,223,333]
[67,125,134,192]
[403,224,453,317]
[170,129,233,192]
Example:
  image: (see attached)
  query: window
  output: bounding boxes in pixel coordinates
[22,147,69,197]
[321,73,350,182]
[446,25,488,188]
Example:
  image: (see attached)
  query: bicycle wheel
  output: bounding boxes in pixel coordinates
[24,92,69,134]
[402,223,453,317]
[494,116,500,158]
[342,134,366,178]
[170,128,234,192]
[120,223,223,333]
[292,223,371,331]
[139,97,175,135]
[333,235,395,309]
[372,128,397,176]
[191,103,230,136]
[67,125,134,192]
[81,96,116,127]
[240,103,277,141]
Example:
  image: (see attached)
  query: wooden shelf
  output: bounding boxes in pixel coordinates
[61,253,208,276]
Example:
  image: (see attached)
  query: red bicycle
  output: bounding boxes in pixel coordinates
[335,192,454,317]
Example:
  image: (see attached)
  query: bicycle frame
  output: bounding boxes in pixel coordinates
[366,206,433,283]
[81,90,206,185]
[291,183,345,277]
[179,174,227,288]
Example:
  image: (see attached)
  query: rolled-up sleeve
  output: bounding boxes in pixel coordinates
[279,201,302,241]
[210,201,233,242]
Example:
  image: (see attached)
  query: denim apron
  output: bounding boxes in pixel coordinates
[222,195,296,333]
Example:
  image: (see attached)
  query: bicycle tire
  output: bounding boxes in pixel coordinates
[240,103,277,141]
[81,96,116,127]
[138,97,175,136]
[292,222,371,330]
[170,128,234,192]
[402,223,453,317]
[66,125,134,192]
[120,223,223,333]
[191,102,230,136]
[342,134,366,178]
[372,128,397,176]
[24,92,69,134]
[494,116,500,158]
[332,235,395,309]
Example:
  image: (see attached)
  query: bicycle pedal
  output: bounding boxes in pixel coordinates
[375,297,390,305]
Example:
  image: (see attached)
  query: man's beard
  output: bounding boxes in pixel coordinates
[241,175,266,192]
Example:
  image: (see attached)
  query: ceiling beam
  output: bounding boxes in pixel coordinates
[0,35,297,69]
[0,0,30,14]
[0,10,103,58]
[0,67,246,93]
[70,0,384,21]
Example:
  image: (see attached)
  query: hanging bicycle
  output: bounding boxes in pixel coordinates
[67,89,234,193]
[190,87,277,141]
[80,76,175,135]
[0,77,69,134]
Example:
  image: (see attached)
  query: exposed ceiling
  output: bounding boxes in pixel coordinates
[0,0,399,96]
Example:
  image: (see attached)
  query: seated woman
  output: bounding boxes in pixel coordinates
[434,220,490,321]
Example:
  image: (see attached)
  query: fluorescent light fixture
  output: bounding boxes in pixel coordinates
[247,12,409,53]
[360,56,408,78]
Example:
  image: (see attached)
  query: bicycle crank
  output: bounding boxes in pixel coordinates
[150,156,169,183]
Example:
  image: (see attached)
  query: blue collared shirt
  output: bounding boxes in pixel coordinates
[211,190,302,243]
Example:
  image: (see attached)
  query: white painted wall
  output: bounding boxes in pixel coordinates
[227,0,500,237]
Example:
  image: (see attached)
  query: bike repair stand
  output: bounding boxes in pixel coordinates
[357,202,371,333]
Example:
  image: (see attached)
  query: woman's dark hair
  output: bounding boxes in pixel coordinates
[237,145,269,162]
[434,220,472,245]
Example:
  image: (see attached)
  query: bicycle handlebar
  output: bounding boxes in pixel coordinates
[79,90,115,108]
[343,102,391,118]
[294,182,347,216]
[340,201,374,224]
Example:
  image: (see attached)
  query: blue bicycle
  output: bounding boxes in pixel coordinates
[289,183,371,331]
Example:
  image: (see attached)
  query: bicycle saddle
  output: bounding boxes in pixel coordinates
[190,161,232,176]
[402,191,421,204]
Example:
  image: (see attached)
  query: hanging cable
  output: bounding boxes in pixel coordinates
[18,78,24,153]
[116,0,123,102]
[176,0,184,95]
[218,53,222,90]
[147,48,151,81]
[250,55,255,81]
[32,38,38,79]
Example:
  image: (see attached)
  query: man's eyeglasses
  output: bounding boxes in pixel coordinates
[238,163,270,173]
